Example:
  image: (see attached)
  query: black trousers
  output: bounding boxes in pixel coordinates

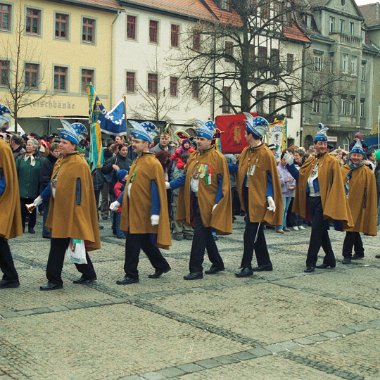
[124,233,170,279]
[20,197,36,230]
[0,238,19,282]
[42,200,51,237]
[342,232,364,258]
[189,197,224,273]
[241,189,271,269]
[306,196,335,267]
[46,238,96,285]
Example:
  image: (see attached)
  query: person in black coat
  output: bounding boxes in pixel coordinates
[101,143,133,234]
[39,143,60,238]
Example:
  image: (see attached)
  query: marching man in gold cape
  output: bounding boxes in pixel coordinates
[341,140,377,264]
[0,139,22,288]
[111,121,171,285]
[231,114,283,278]
[30,123,100,291]
[285,124,353,273]
[167,120,232,280]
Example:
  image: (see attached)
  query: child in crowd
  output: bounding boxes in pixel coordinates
[113,169,128,239]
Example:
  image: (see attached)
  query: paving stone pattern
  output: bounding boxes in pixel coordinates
[0,217,379,379]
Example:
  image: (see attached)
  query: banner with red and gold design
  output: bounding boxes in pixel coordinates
[215,113,258,153]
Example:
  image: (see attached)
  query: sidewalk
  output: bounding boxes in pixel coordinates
[0,217,379,379]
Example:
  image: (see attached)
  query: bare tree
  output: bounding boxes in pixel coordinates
[1,4,49,132]
[130,49,183,122]
[177,0,345,120]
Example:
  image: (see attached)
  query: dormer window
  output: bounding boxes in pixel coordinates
[219,0,231,11]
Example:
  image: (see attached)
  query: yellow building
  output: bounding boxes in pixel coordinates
[0,0,120,135]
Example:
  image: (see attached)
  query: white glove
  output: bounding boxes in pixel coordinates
[110,200,120,211]
[151,215,159,226]
[283,152,294,165]
[33,195,43,207]
[212,204,218,213]
[267,196,276,212]
[165,181,170,189]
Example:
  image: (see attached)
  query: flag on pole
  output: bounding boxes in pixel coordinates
[97,99,127,136]
[87,84,104,171]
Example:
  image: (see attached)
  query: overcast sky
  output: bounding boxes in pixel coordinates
[355,0,377,5]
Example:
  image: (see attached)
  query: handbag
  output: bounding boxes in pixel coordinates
[66,239,87,265]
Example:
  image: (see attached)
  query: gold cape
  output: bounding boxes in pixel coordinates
[292,153,353,228]
[120,152,171,249]
[177,147,232,235]
[236,144,283,225]
[0,140,22,240]
[341,164,377,236]
[46,153,100,251]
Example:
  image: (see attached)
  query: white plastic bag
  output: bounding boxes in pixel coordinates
[66,239,87,265]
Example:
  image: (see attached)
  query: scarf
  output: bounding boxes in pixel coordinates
[24,153,36,167]
[345,159,364,195]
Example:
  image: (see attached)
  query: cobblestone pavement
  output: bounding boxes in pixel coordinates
[0,216,379,379]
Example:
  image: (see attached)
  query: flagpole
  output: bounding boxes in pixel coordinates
[123,95,128,134]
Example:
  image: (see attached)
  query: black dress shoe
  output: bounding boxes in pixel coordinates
[304,266,315,273]
[42,234,51,239]
[352,254,364,260]
[116,276,139,285]
[252,265,273,272]
[375,254,380,259]
[28,228,35,234]
[316,263,336,269]
[205,266,225,275]
[342,257,352,264]
[0,279,20,288]
[73,277,97,284]
[235,267,253,277]
[148,267,171,279]
[40,282,63,291]
[183,272,203,280]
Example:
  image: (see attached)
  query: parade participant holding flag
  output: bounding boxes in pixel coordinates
[232,114,282,277]
[167,120,232,280]
[0,139,22,288]
[29,122,100,290]
[111,121,171,285]
[341,140,377,264]
[285,123,353,273]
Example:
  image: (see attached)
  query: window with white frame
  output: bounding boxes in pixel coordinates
[350,56,357,75]
[361,62,366,81]
[349,96,356,115]
[314,55,322,71]
[329,16,335,33]
[328,97,333,113]
[350,22,354,36]
[360,99,365,118]
[342,54,348,73]
[312,97,320,113]
[340,19,345,33]
[341,96,347,115]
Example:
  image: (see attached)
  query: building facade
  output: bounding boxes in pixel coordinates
[0,0,120,135]
[300,0,379,149]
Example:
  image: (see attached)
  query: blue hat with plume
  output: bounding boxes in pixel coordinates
[244,113,268,139]
[350,139,365,156]
[0,104,11,129]
[129,120,157,143]
[59,120,88,145]
[314,123,328,142]
[194,120,216,140]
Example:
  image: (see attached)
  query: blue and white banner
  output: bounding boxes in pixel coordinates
[97,99,127,136]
